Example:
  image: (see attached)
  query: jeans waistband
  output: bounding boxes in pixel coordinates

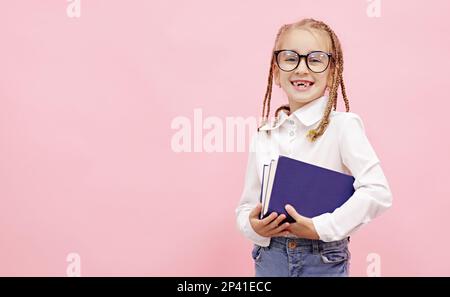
[268,236,350,253]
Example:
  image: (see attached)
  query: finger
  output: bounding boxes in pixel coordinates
[265,214,287,231]
[285,204,302,222]
[261,212,278,225]
[271,230,291,237]
[249,203,262,219]
[268,221,290,236]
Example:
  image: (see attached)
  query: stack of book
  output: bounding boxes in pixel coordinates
[259,155,356,223]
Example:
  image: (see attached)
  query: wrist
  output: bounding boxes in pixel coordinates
[307,218,319,239]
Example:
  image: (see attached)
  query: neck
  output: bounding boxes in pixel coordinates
[288,100,308,114]
[288,93,326,114]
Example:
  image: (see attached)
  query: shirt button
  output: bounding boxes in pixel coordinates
[288,241,297,249]
[289,131,295,137]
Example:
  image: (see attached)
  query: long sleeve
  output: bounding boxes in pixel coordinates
[235,133,271,247]
[312,113,393,242]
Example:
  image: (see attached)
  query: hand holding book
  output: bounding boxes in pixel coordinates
[248,202,320,239]
[249,202,290,238]
[284,204,320,240]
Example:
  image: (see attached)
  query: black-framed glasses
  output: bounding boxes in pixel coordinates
[274,50,332,73]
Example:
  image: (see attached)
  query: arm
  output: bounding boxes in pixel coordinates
[312,113,393,242]
[235,133,271,247]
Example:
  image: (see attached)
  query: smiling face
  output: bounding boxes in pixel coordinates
[273,27,334,112]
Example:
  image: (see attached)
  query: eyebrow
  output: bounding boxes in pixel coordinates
[282,49,330,54]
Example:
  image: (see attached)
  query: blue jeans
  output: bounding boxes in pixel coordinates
[252,236,351,277]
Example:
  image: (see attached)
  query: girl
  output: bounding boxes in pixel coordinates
[235,18,393,277]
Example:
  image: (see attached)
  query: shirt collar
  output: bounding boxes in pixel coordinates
[259,94,329,131]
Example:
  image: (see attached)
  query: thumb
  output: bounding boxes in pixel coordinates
[250,202,262,218]
[285,204,302,222]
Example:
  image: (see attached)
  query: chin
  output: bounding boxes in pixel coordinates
[290,94,317,104]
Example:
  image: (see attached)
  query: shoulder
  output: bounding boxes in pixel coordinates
[330,111,365,131]
[329,111,368,145]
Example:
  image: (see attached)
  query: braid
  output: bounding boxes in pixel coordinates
[261,55,274,122]
[306,19,349,141]
[275,104,290,118]
[340,72,350,112]
[258,25,290,132]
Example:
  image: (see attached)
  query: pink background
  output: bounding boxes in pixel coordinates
[1,0,449,276]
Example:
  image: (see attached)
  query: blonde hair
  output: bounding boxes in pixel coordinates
[257,18,350,142]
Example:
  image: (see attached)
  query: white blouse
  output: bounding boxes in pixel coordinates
[235,95,393,246]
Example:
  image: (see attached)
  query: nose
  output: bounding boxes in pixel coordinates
[295,57,309,74]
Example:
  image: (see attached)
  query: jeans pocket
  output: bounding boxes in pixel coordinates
[320,245,349,264]
[251,245,263,262]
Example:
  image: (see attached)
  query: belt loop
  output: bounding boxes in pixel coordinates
[312,241,319,254]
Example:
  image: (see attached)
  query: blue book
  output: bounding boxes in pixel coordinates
[261,155,355,223]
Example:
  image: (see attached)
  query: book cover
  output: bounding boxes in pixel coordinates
[261,155,355,223]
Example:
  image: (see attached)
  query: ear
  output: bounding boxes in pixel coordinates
[273,64,281,87]
[326,64,334,89]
